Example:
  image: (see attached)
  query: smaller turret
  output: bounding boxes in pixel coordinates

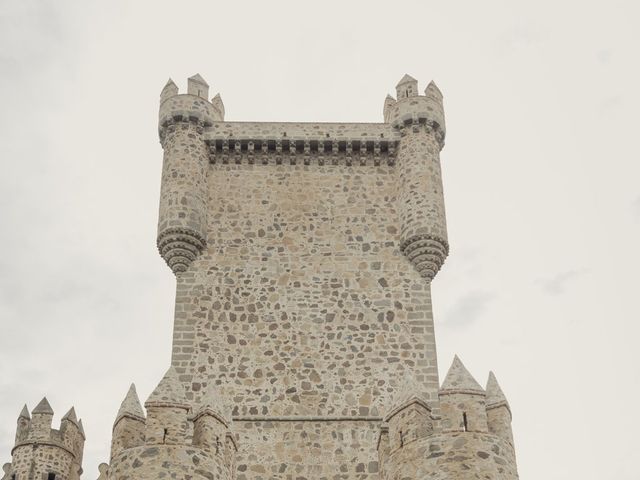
[211,93,225,121]
[188,73,209,99]
[396,74,419,99]
[29,397,54,440]
[486,372,515,446]
[15,405,30,444]
[111,384,146,458]
[439,356,488,433]
[144,366,190,445]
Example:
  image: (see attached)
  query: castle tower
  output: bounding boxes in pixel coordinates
[5,398,85,480]
[385,76,448,281]
[105,367,237,480]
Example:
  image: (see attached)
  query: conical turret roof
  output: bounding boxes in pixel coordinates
[115,384,146,425]
[78,419,85,438]
[32,397,54,415]
[396,74,417,86]
[62,407,78,424]
[486,371,509,408]
[441,356,484,393]
[145,366,189,409]
[163,78,177,89]
[18,404,30,420]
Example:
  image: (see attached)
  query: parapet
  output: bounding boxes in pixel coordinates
[105,367,237,480]
[384,75,446,148]
[159,74,225,142]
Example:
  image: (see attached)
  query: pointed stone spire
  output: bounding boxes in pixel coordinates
[441,356,484,393]
[396,74,417,86]
[32,397,54,415]
[61,407,78,424]
[18,404,30,420]
[160,78,178,103]
[115,384,146,425]
[188,73,209,99]
[145,366,189,409]
[424,80,443,99]
[395,74,419,99]
[486,372,509,409]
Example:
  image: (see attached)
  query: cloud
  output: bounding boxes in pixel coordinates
[537,269,588,296]
[442,290,495,328]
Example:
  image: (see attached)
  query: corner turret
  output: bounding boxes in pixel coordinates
[386,75,448,281]
[157,74,223,275]
[6,400,85,480]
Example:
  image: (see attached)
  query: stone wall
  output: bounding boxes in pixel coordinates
[170,156,441,479]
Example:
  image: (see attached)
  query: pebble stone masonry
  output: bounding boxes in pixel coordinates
[2,74,519,480]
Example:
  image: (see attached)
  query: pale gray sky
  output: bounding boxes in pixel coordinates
[1,1,639,479]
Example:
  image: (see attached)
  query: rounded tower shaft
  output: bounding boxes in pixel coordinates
[157,74,224,274]
[486,372,515,447]
[386,75,448,281]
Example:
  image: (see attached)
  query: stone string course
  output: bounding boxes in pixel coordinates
[2,74,519,480]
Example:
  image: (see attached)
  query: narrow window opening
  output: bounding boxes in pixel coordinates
[162,428,168,443]
[462,412,468,432]
[11,474,16,480]
[399,430,404,447]
[198,90,202,97]
[47,473,56,480]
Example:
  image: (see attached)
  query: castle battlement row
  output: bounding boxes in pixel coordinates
[2,73,519,480]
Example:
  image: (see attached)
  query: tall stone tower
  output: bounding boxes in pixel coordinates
[1,73,518,480]
[152,73,518,479]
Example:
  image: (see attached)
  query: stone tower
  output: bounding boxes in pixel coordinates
[151,73,518,479]
[3,398,85,480]
[1,74,519,480]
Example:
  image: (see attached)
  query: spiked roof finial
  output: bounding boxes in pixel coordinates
[61,407,78,424]
[145,366,189,409]
[486,371,510,408]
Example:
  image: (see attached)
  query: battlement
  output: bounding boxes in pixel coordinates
[377,356,517,479]
[7,399,85,480]
[106,367,237,480]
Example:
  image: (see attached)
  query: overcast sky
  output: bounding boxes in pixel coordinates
[1,1,639,479]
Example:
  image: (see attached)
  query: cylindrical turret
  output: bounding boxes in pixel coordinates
[8,399,85,480]
[157,74,223,274]
[110,384,146,459]
[386,75,448,281]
